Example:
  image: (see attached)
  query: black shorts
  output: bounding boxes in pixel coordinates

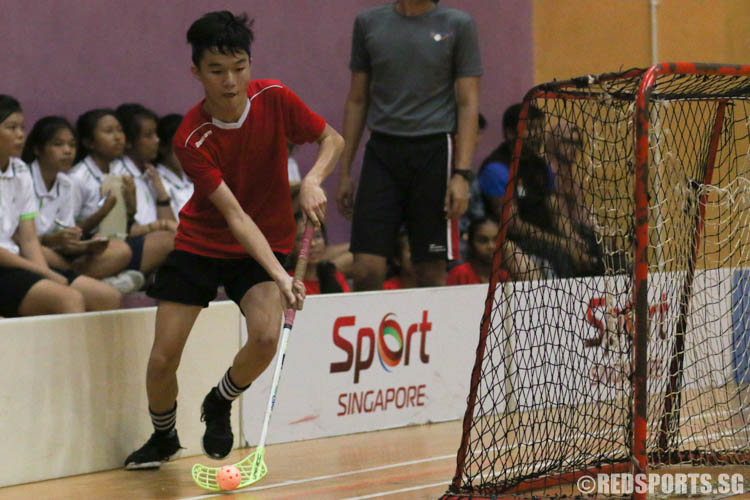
[125,235,145,271]
[51,267,79,284]
[350,132,458,262]
[0,266,46,317]
[147,250,287,308]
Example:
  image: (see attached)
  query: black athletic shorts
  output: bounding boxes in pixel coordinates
[350,131,459,262]
[0,266,46,317]
[147,250,287,308]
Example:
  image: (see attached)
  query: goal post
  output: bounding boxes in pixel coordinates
[442,63,750,500]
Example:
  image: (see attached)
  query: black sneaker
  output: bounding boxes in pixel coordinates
[124,429,181,470]
[201,387,234,459]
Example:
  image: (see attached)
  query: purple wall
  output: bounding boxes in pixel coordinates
[1,0,532,243]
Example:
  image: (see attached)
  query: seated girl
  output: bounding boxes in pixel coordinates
[447,217,507,285]
[22,115,141,293]
[70,108,171,279]
[115,103,177,231]
[0,96,120,315]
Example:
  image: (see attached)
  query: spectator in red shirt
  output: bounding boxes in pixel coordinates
[447,216,507,285]
[287,214,350,295]
[125,11,344,470]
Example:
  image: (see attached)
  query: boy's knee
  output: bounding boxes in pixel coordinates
[245,335,278,362]
[148,350,181,377]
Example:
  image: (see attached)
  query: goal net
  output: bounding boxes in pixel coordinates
[443,63,750,499]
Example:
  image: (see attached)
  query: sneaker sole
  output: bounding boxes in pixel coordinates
[124,449,182,470]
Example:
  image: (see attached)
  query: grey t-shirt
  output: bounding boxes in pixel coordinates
[350,3,483,137]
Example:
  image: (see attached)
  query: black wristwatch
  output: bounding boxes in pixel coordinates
[452,169,475,182]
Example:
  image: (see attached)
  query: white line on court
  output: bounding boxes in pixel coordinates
[179,454,455,500]
[341,480,449,499]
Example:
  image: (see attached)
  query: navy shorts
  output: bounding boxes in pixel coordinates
[0,266,45,317]
[147,250,287,308]
[350,132,457,262]
[125,235,145,271]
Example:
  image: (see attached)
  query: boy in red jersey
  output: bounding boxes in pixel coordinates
[125,11,344,469]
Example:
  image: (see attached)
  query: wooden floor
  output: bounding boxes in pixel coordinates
[0,420,463,500]
[4,416,750,500]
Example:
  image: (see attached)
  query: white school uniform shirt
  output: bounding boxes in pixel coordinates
[288,157,301,183]
[69,155,125,222]
[156,163,193,220]
[0,158,37,255]
[29,160,76,236]
[112,156,158,225]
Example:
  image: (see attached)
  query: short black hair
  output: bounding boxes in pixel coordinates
[156,113,183,163]
[75,108,119,163]
[157,114,183,146]
[0,95,22,124]
[22,116,75,164]
[116,103,158,145]
[187,11,254,66]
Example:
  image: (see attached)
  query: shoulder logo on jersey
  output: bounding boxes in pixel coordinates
[430,31,455,42]
[195,130,213,148]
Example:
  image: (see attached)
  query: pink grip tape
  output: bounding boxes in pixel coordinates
[286,223,314,326]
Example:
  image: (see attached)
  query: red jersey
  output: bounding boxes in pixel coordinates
[173,80,326,258]
[446,263,509,285]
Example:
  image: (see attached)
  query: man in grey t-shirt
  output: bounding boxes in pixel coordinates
[337,0,482,290]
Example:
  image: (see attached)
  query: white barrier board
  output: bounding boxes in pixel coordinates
[241,285,486,446]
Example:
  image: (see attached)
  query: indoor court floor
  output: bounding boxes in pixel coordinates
[4,416,750,499]
[0,420,462,500]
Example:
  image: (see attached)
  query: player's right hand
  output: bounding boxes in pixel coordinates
[336,173,354,220]
[299,179,327,228]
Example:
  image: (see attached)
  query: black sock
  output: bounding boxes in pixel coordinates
[216,367,250,402]
[150,402,177,434]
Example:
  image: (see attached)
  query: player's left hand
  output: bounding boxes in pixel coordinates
[299,178,327,228]
[277,274,306,311]
[445,175,470,219]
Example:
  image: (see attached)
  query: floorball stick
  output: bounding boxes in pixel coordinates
[191,222,314,491]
